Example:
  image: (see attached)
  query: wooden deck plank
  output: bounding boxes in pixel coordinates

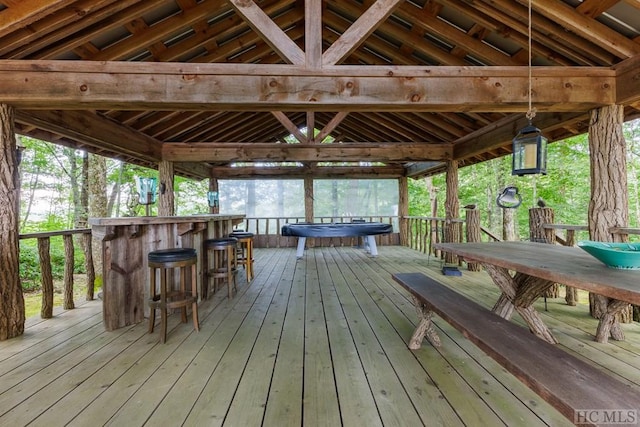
[261,250,306,426]
[1,246,638,426]
[141,248,285,426]
[302,250,341,426]
[322,248,428,426]
[315,249,384,427]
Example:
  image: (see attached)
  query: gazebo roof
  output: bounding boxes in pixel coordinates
[2,0,639,179]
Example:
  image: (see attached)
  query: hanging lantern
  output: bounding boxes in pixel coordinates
[136,176,157,205]
[512,123,547,176]
[207,191,219,208]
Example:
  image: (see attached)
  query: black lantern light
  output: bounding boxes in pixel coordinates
[512,123,547,176]
[512,0,547,176]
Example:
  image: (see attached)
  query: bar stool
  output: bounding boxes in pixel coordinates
[203,237,238,299]
[148,248,199,344]
[229,231,254,282]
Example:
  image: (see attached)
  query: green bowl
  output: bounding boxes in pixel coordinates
[577,240,640,270]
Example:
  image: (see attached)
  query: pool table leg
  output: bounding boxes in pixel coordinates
[296,237,306,258]
[366,236,378,256]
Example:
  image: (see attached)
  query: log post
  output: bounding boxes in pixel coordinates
[443,160,460,264]
[158,160,174,216]
[529,207,559,297]
[38,237,54,319]
[588,105,630,342]
[0,104,24,339]
[465,207,481,271]
[304,177,314,247]
[398,176,409,247]
[63,234,75,310]
[564,229,578,306]
[83,232,96,301]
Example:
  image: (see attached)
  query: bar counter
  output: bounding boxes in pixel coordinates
[89,214,244,331]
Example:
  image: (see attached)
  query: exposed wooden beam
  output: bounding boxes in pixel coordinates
[614,54,640,105]
[452,112,587,160]
[305,0,323,69]
[228,0,305,65]
[209,165,405,179]
[271,111,308,143]
[15,110,162,161]
[315,112,348,142]
[0,0,75,39]
[162,142,452,162]
[0,61,616,112]
[533,0,640,59]
[322,0,403,66]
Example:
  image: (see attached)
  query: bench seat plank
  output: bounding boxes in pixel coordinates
[392,272,640,425]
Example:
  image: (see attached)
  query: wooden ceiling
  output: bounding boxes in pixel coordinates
[1,0,639,180]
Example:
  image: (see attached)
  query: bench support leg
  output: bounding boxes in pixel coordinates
[295,237,306,258]
[409,296,441,349]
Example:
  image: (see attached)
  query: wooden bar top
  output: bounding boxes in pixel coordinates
[435,241,640,305]
[89,214,244,227]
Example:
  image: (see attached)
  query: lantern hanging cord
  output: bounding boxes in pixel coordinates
[526,0,536,122]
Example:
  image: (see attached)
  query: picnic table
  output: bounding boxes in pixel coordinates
[434,241,640,344]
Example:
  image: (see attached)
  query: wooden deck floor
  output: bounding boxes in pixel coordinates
[2,246,639,426]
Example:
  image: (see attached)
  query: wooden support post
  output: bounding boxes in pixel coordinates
[0,104,24,339]
[304,177,314,247]
[465,207,481,271]
[398,176,409,247]
[158,160,174,216]
[444,160,460,264]
[588,104,631,342]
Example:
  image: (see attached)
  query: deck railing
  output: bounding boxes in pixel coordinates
[19,229,95,319]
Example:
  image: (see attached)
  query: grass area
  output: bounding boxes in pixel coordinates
[23,275,98,319]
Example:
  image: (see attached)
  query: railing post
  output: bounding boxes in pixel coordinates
[37,237,54,318]
[83,232,96,301]
[63,234,75,310]
[465,208,481,271]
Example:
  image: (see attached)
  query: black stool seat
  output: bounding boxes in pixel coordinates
[229,231,254,238]
[205,237,238,247]
[148,248,197,263]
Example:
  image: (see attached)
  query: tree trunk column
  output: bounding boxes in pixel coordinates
[588,104,630,343]
[398,176,409,247]
[465,207,481,271]
[158,160,174,216]
[0,103,25,340]
[444,160,460,264]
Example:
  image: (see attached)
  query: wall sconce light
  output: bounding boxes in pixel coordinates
[135,176,157,216]
[16,145,25,166]
[207,191,219,208]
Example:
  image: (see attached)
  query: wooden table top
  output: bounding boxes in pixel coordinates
[434,241,640,305]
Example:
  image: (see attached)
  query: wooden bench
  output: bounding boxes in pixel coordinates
[392,272,640,425]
